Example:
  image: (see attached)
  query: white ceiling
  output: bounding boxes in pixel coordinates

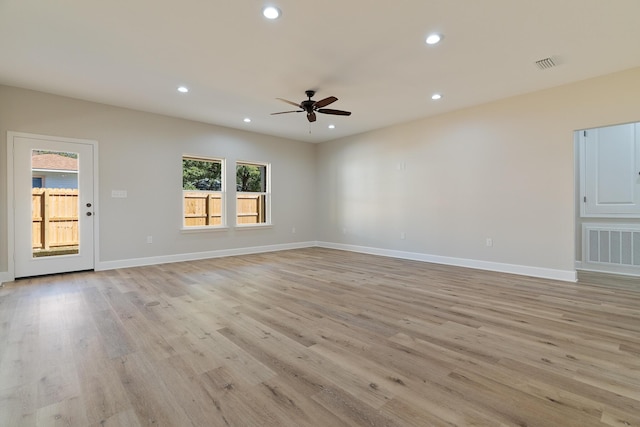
[2,0,640,143]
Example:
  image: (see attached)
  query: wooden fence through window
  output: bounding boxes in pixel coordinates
[32,190,266,248]
[183,192,223,226]
[32,188,79,250]
[237,194,265,224]
[184,192,265,226]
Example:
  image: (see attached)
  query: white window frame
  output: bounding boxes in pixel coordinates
[181,155,227,230]
[235,161,271,227]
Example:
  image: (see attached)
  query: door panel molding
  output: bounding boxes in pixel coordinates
[580,123,640,217]
[6,132,99,280]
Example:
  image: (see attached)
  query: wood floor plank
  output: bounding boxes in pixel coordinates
[165,332,223,375]
[35,395,88,426]
[0,248,639,426]
[72,334,131,425]
[87,408,143,427]
[111,352,194,426]
[35,360,81,410]
[443,367,602,427]
[0,383,37,426]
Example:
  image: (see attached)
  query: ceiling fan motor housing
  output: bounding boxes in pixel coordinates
[302,100,315,113]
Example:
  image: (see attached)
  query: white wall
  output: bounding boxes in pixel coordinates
[3,67,640,282]
[0,85,317,276]
[316,67,640,280]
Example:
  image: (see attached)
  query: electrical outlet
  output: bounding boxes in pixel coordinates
[486,238,493,247]
[147,236,153,244]
[400,232,406,240]
[291,227,296,234]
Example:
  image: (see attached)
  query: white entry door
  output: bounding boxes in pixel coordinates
[12,133,96,278]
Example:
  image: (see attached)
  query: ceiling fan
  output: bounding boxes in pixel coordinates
[271,90,351,123]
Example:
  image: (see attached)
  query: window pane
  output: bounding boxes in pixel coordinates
[184,191,222,226]
[183,158,221,190]
[31,150,79,257]
[236,162,269,225]
[182,157,224,227]
[237,194,266,224]
[236,163,266,192]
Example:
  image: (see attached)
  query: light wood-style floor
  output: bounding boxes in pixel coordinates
[1,248,639,426]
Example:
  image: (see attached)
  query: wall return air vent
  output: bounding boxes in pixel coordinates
[535,57,556,70]
[582,223,640,275]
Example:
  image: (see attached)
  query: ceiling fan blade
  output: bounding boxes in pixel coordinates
[271,110,303,115]
[317,108,351,116]
[276,98,302,108]
[307,112,317,122]
[314,96,338,109]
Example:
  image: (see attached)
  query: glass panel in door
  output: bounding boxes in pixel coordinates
[31,150,80,258]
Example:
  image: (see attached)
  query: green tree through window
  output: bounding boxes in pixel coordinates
[236,164,264,192]
[183,158,221,191]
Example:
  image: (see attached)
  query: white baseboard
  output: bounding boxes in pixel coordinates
[0,272,12,285]
[96,241,317,271]
[317,242,577,282]
[576,261,640,277]
[5,241,577,283]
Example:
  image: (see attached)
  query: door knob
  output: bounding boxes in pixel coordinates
[86,212,93,216]
[86,202,92,207]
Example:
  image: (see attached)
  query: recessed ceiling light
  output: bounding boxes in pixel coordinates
[431,93,442,100]
[328,124,336,129]
[243,118,251,123]
[177,86,189,93]
[426,34,442,45]
[262,6,281,19]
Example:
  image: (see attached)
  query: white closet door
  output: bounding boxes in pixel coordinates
[582,123,640,217]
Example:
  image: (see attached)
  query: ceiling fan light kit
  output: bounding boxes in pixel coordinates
[271,90,352,123]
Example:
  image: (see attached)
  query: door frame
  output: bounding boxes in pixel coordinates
[6,131,100,281]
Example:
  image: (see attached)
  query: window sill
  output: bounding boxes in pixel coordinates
[180,226,229,233]
[234,223,273,230]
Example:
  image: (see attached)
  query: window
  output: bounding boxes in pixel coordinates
[182,156,225,227]
[32,176,43,188]
[236,161,270,225]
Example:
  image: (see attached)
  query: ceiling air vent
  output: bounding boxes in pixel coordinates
[535,57,556,70]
